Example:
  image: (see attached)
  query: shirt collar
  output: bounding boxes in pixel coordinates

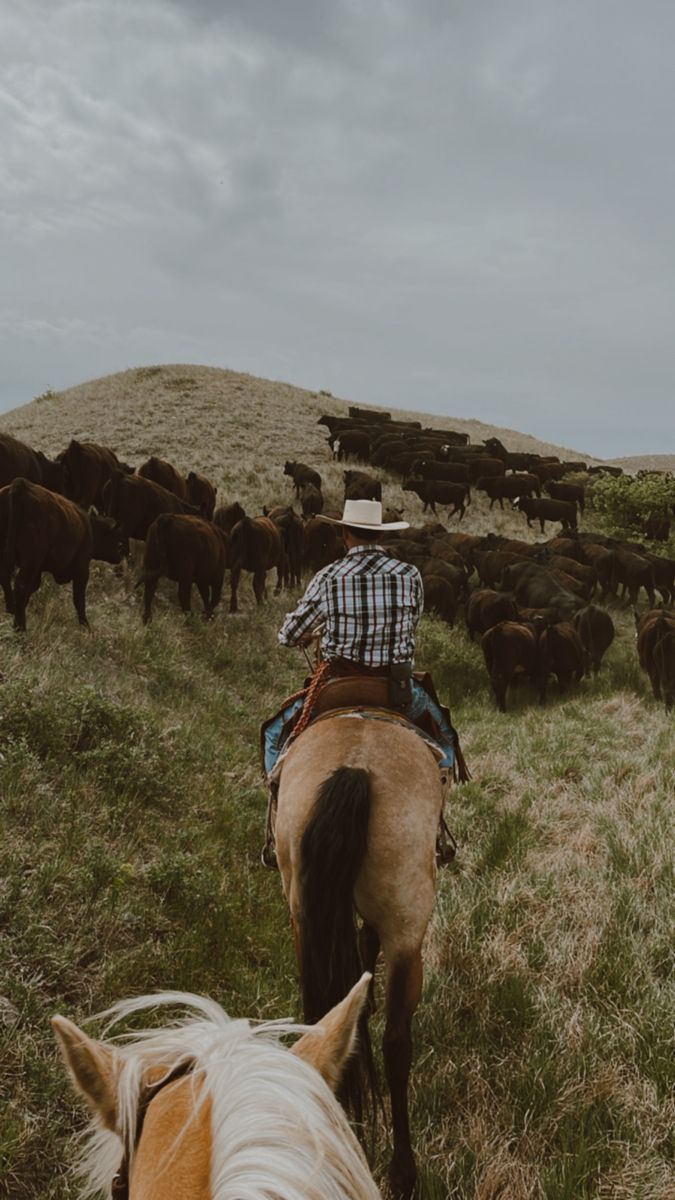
[345,543,386,556]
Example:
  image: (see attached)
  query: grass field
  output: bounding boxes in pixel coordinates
[1,367,673,1199]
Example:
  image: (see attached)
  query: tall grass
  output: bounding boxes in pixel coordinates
[0,367,673,1199]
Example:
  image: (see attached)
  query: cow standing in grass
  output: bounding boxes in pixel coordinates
[1,478,127,630]
[229,515,285,612]
[140,513,229,624]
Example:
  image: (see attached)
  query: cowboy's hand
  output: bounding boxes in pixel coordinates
[296,631,316,647]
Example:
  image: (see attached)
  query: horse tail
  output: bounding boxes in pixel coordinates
[299,766,377,1123]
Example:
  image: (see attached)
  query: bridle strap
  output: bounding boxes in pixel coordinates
[112,1059,194,1200]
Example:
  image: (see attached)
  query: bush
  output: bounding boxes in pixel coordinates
[588,474,675,544]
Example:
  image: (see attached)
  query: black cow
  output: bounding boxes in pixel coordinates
[402,478,469,519]
[514,496,578,533]
[284,461,322,496]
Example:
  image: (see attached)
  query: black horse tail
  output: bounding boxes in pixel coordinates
[299,765,377,1124]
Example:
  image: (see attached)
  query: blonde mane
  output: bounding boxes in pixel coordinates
[77,991,380,1200]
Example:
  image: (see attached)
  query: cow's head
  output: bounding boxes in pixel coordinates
[90,515,129,563]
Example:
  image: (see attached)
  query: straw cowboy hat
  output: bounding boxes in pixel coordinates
[318,499,409,532]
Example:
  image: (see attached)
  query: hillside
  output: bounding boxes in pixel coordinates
[605,453,675,475]
[0,364,605,516]
[1,365,672,1200]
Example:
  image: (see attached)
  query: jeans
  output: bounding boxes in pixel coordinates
[263,679,456,776]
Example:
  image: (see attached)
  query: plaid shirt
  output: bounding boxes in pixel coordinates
[278,544,423,667]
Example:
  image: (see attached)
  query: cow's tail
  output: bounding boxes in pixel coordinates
[135,513,170,588]
[299,766,378,1126]
[4,477,28,576]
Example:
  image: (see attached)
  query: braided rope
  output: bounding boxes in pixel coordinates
[289,660,331,741]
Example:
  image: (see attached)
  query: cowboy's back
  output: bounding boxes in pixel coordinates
[278,543,423,667]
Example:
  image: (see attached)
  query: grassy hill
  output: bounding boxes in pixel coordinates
[0,367,673,1199]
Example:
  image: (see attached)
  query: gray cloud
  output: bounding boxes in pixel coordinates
[1,0,673,455]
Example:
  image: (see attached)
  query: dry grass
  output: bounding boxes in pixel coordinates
[0,365,673,1200]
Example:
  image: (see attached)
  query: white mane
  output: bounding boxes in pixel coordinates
[77,990,380,1200]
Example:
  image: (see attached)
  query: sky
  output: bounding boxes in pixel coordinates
[2,0,674,458]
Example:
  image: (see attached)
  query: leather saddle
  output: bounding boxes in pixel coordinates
[312,675,402,718]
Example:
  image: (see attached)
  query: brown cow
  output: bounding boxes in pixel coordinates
[229,515,285,612]
[611,550,656,607]
[538,621,585,701]
[266,506,304,587]
[481,620,541,711]
[0,433,66,493]
[58,439,126,509]
[466,589,519,640]
[137,456,188,501]
[573,605,615,674]
[422,574,457,626]
[300,483,324,519]
[635,608,675,700]
[303,517,342,572]
[654,628,675,710]
[2,478,127,630]
[472,549,529,588]
[283,461,322,497]
[139,513,229,624]
[186,470,217,519]
[646,554,675,605]
[343,470,382,502]
[214,501,246,533]
[102,472,200,542]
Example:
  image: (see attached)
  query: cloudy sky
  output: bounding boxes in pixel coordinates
[2,0,673,456]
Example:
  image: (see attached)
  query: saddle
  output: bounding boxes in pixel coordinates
[261,664,459,775]
[312,674,403,718]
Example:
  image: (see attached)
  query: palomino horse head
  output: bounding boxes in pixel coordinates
[52,976,381,1200]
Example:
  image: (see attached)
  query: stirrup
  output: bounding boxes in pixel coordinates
[261,841,279,871]
[436,814,457,868]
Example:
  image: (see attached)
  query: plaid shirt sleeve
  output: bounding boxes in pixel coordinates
[413,567,424,625]
[278,567,330,647]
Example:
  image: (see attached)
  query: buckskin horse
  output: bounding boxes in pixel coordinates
[274,704,446,1199]
[52,978,380,1199]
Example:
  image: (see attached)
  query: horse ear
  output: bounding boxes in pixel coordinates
[291,973,371,1092]
[52,1016,118,1130]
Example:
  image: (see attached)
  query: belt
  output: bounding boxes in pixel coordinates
[328,658,408,678]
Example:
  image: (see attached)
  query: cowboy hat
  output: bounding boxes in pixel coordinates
[318,499,409,532]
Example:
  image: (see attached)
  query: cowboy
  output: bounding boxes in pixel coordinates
[261,499,464,867]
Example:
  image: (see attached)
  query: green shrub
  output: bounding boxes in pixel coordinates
[588,473,675,545]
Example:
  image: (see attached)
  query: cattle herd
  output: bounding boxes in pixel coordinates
[1,404,674,711]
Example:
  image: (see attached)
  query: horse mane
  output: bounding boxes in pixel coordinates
[76,991,380,1200]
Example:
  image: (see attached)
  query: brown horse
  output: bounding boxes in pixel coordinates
[53,978,381,1199]
[274,714,445,1199]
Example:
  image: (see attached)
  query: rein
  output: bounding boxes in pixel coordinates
[111,1059,194,1200]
